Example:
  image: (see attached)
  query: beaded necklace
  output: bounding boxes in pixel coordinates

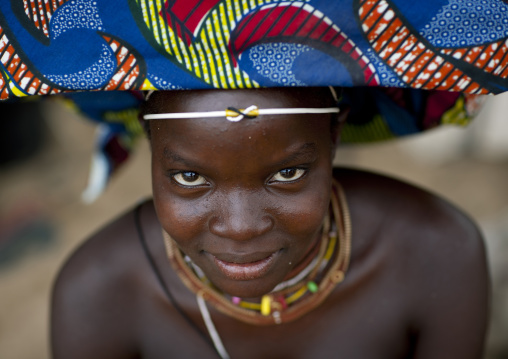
[163,180,351,327]
[183,221,334,322]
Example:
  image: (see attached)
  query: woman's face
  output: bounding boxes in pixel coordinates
[150,88,339,298]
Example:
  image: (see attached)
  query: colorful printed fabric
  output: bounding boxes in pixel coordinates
[0,0,504,199]
[1,0,508,96]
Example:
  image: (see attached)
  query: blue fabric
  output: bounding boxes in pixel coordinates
[0,0,507,97]
[0,0,500,197]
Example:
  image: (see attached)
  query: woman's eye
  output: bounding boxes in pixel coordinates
[172,172,207,186]
[271,168,306,182]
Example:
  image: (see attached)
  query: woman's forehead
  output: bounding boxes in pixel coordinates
[146,87,336,114]
[150,114,332,171]
[146,88,338,152]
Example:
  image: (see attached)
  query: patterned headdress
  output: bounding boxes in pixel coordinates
[1,0,506,198]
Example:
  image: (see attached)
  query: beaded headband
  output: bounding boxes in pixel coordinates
[143,86,341,122]
[143,106,340,122]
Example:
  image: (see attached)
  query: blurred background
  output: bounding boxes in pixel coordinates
[0,93,507,358]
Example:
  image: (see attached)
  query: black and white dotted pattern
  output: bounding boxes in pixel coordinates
[147,75,184,90]
[420,0,508,47]
[248,43,311,86]
[50,0,104,39]
[46,44,115,89]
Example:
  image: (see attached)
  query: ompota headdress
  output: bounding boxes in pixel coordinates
[0,0,506,199]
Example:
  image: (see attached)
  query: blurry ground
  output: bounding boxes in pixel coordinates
[0,94,507,358]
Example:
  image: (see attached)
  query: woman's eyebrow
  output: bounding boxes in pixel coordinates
[163,148,205,169]
[276,142,318,168]
[162,142,317,169]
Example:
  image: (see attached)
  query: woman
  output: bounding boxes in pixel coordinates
[51,87,489,358]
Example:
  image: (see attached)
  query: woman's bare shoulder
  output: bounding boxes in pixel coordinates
[334,167,489,356]
[51,201,155,358]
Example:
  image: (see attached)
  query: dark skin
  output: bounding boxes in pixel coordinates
[51,88,489,359]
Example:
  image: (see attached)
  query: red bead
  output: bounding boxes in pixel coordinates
[276,295,288,309]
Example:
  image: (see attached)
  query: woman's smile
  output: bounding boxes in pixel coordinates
[210,249,281,281]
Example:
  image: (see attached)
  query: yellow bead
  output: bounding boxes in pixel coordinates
[261,295,272,316]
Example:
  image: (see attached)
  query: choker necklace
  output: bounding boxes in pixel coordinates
[163,180,351,327]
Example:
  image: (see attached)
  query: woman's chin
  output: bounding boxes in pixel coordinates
[213,276,282,299]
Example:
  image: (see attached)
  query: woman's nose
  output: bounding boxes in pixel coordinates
[208,190,274,241]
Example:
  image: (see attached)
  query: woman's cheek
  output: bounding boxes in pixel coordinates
[155,190,210,243]
[273,185,330,237]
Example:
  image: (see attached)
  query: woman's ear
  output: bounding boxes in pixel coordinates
[331,105,350,151]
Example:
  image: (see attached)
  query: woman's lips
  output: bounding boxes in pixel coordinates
[212,251,279,281]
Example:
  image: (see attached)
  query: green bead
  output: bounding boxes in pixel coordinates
[307,281,318,293]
